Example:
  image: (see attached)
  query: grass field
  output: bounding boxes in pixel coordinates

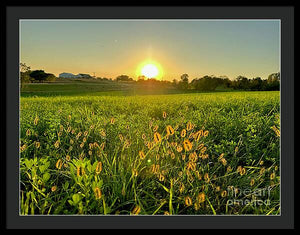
[19,84,280,215]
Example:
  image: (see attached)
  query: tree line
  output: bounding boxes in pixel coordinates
[20,63,56,87]
[20,63,280,91]
[114,73,280,91]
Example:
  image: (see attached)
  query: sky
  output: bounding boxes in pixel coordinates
[20,20,280,81]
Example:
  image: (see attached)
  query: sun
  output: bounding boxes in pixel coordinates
[137,61,163,80]
[141,64,159,78]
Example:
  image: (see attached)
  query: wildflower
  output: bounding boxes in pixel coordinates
[51,186,57,192]
[188,132,195,139]
[185,196,192,206]
[163,111,167,119]
[221,190,227,197]
[150,164,156,174]
[154,132,162,143]
[194,130,203,141]
[250,179,255,186]
[182,154,186,160]
[132,169,138,177]
[181,129,187,138]
[88,150,92,156]
[71,129,75,134]
[132,205,141,215]
[153,125,158,132]
[215,186,221,192]
[26,129,31,136]
[186,121,193,131]
[67,126,71,132]
[94,187,102,200]
[89,143,93,149]
[82,137,87,143]
[183,139,193,151]
[176,145,183,153]
[189,152,198,162]
[271,125,280,137]
[77,166,85,177]
[179,183,185,193]
[35,141,40,149]
[166,125,175,136]
[55,159,63,170]
[227,166,232,172]
[139,151,146,160]
[235,146,239,153]
[66,155,71,161]
[197,143,204,150]
[84,131,88,136]
[142,133,146,140]
[110,117,115,124]
[240,167,246,176]
[124,140,130,148]
[203,130,209,137]
[96,162,102,174]
[100,143,105,150]
[220,157,227,166]
[100,130,106,137]
[20,144,27,152]
[218,153,224,159]
[171,142,177,147]
[68,114,71,120]
[158,174,165,181]
[164,211,170,215]
[170,152,175,159]
[194,203,200,211]
[259,160,264,165]
[93,142,99,148]
[90,125,94,129]
[119,134,123,141]
[204,173,210,183]
[200,146,207,154]
[33,116,39,126]
[237,166,243,173]
[187,162,196,171]
[270,172,276,180]
[80,142,84,148]
[197,192,205,203]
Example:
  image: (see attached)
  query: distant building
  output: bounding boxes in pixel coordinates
[59,72,93,79]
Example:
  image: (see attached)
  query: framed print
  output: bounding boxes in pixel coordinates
[5,5,294,229]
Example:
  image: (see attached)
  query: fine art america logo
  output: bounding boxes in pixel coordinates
[226,185,275,206]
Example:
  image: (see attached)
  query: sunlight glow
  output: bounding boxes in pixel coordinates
[141,64,159,78]
[137,60,163,80]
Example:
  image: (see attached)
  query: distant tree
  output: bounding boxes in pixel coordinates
[116,75,133,82]
[20,63,31,88]
[233,76,250,90]
[249,77,263,90]
[266,72,280,90]
[138,75,146,81]
[45,73,57,82]
[178,74,189,90]
[29,70,50,83]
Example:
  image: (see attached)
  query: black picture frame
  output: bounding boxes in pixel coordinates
[5,6,294,229]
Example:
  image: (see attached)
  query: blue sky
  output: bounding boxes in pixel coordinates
[20,20,280,80]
